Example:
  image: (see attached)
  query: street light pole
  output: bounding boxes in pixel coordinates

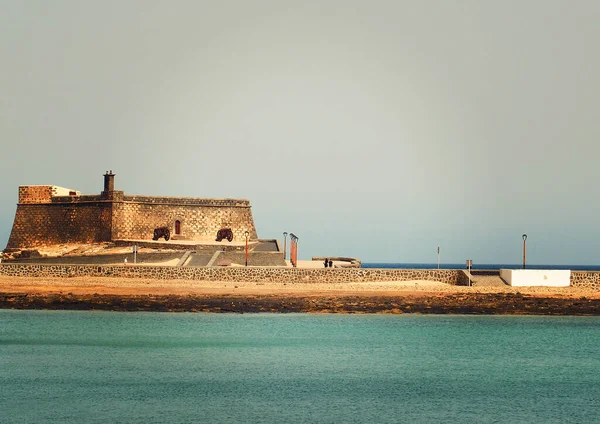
[290,233,298,268]
[245,231,250,267]
[283,232,288,261]
[522,234,527,269]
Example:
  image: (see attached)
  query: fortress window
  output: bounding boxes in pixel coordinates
[175,220,181,235]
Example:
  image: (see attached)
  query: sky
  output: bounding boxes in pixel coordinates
[1,1,599,265]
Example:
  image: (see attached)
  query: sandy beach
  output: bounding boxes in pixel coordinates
[1,275,599,314]
[0,275,598,297]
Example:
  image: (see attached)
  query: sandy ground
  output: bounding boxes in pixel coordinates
[0,275,598,299]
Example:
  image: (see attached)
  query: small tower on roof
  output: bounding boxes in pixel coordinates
[101,170,115,199]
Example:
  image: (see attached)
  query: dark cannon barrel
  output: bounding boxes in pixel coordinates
[153,227,170,241]
[216,228,233,242]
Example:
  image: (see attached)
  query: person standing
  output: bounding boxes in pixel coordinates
[324,258,328,268]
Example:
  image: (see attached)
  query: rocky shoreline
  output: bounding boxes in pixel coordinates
[2,292,599,315]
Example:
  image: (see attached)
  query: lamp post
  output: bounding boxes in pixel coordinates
[245,231,250,267]
[523,234,527,269]
[283,232,288,261]
[289,233,298,268]
[522,234,527,269]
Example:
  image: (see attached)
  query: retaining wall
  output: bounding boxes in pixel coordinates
[0,264,458,284]
[1,264,598,288]
[571,271,600,290]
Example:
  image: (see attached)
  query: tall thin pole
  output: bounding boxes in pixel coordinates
[522,234,527,269]
[465,259,472,286]
[245,231,249,267]
[290,233,298,268]
[437,246,440,270]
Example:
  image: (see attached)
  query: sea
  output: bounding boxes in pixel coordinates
[362,263,600,270]
[1,310,599,423]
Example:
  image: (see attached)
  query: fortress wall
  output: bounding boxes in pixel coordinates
[6,203,113,249]
[18,186,81,203]
[112,198,258,242]
[123,196,250,207]
[52,195,103,203]
[6,175,259,249]
[18,186,54,203]
[0,263,459,284]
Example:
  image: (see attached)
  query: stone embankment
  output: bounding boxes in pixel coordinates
[0,264,457,284]
[0,263,599,289]
[570,271,600,290]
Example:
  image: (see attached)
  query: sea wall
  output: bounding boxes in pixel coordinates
[571,271,600,290]
[0,264,458,284]
[2,264,598,289]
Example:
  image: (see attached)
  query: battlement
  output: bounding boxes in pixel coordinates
[122,195,250,207]
[52,194,105,203]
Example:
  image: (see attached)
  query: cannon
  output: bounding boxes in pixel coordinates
[153,227,170,241]
[215,228,233,242]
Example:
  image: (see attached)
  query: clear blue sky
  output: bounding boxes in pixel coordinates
[1,1,599,264]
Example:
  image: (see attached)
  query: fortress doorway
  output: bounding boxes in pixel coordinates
[175,220,181,235]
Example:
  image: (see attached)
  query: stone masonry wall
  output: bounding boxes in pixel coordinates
[6,182,258,249]
[6,203,112,249]
[0,264,459,284]
[2,265,598,289]
[18,186,81,203]
[18,186,54,203]
[571,271,600,290]
[113,198,257,242]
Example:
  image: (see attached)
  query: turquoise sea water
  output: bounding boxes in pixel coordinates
[1,311,599,423]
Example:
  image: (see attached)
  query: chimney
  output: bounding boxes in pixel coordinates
[103,170,115,192]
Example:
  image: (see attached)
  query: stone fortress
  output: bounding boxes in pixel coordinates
[2,172,599,290]
[4,172,285,266]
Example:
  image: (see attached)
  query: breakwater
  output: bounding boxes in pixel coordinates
[0,263,599,289]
